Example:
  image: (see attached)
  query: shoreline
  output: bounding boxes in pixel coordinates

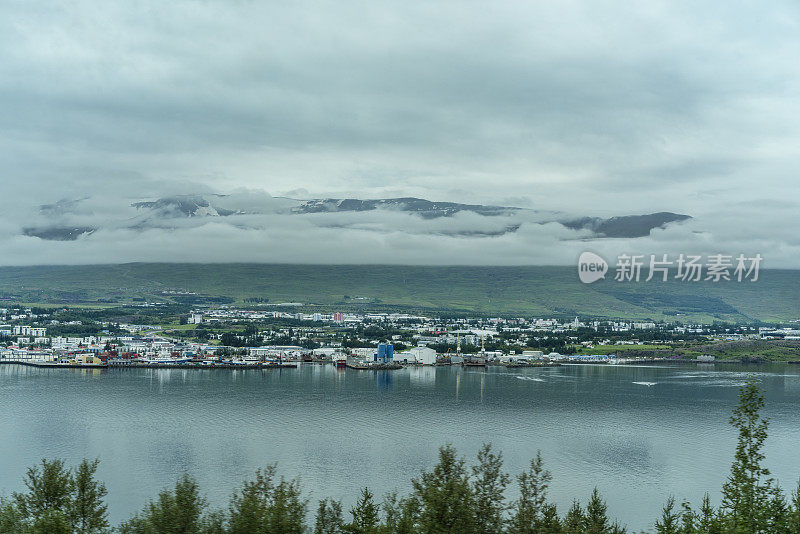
[0,361,298,370]
[1,359,793,372]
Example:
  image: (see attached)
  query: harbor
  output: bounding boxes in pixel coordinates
[0,359,297,370]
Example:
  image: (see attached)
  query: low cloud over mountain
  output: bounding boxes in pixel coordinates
[21,193,690,243]
[2,185,791,267]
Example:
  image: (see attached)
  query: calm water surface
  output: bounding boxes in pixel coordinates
[1,362,799,532]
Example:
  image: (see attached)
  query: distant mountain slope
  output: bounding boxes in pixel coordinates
[0,263,796,323]
[292,197,517,218]
[22,226,96,241]
[292,197,690,237]
[131,194,237,217]
[562,212,692,238]
[24,193,691,240]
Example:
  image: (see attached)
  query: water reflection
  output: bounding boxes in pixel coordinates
[376,371,392,393]
[0,362,798,533]
[408,366,436,386]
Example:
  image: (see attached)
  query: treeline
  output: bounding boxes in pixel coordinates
[1,381,798,533]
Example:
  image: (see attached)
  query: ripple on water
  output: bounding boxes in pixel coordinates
[0,363,797,534]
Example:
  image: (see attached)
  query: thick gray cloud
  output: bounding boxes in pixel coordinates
[1,0,799,266]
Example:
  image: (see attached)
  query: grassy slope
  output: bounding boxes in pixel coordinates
[0,263,798,322]
[685,340,800,361]
[580,341,800,361]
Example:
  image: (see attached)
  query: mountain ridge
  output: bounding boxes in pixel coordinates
[22,194,692,241]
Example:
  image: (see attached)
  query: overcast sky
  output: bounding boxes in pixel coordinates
[1,0,799,266]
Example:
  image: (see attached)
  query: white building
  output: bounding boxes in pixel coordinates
[350,347,375,360]
[482,350,503,361]
[393,351,417,364]
[409,346,437,365]
[52,337,81,351]
[12,326,46,337]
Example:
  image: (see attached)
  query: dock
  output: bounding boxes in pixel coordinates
[0,360,297,370]
[0,360,108,369]
[118,362,298,369]
[345,362,403,370]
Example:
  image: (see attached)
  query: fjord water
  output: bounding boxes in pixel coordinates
[2,363,799,532]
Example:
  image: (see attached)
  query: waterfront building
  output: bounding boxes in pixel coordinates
[522,350,544,359]
[376,343,394,363]
[350,347,374,360]
[393,351,417,364]
[409,346,437,365]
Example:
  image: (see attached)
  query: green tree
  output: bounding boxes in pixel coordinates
[789,481,800,532]
[655,496,680,534]
[697,494,722,534]
[195,329,210,342]
[346,488,380,534]
[220,332,244,348]
[679,500,698,533]
[507,450,554,534]
[381,492,401,534]
[562,500,584,534]
[0,497,25,534]
[119,474,207,534]
[411,444,475,534]
[1,458,111,534]
[227,465,307,534]
[199,510,227,534]
[381,492,419,534]
[470,444,509,534]
[583,488,620,534]
[72,459,109,533]
[767,489,791,534]
[314,498,344,534]
[227,467,272,534]
[13,459,74,525]
[265,477,307,534]
[31,509,72,534]
[538,503,562,534]
[720,379,775,532]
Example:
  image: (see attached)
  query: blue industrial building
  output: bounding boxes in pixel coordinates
[376,343,394,363]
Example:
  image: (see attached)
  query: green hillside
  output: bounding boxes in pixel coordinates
[0,263,798,323]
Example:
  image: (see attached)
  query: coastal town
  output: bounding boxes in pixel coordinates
[1,304,798,369]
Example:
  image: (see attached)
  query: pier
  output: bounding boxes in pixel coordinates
[0,360,297,370]
[0,360,108,369]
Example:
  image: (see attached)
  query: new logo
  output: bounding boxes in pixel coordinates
[578,252,608,284]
